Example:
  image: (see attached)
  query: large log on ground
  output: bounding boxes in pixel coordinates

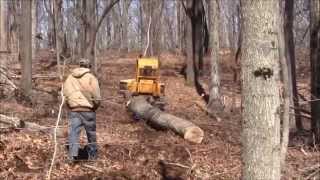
[127,96,204,143]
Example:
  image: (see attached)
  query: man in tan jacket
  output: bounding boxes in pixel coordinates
[63,58,101,161]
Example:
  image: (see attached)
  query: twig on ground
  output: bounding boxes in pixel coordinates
[161,161,191,169]
[300,146,309,156]
[82,164,104,173]
[301,163,320,172]
[305,168,320,180]
[211,165,240,177]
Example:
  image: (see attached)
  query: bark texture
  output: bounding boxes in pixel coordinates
[127,96,204,144]
[310,0,320,143]
[207,0,224,115]
[278,3,290,168]
[284,0,303,131]
[240,0,281,179]
[0,0,7,51]
[19,0,33,97]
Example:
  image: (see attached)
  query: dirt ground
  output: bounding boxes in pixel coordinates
[0,49,319,180]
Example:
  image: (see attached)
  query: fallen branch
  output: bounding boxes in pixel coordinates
[301,163,320,172]
[0,67,17,89]
[305,169,320,180]
[160,160,191,169]
[0,114,57,134]
[82,164,104,173]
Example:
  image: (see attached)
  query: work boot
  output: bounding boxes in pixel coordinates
[67,156,77,164]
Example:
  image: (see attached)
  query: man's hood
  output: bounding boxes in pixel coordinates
[71,68,90,78]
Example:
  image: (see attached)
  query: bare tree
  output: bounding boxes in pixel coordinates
[120,0,132,52]
[32,0,37,55]
[310,0,320,144]
[19,0,33,97]
[206,0,224,115]
[278,0,290,168]
[140,0,164,56]
[241,0,281,179]
[0,0,7,51]
[182,0,209,100]
[284,0,303,131]
[81,0,120,74]
[7,0,19,54]
[53,0,63,79]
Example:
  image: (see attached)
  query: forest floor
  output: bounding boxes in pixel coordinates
[0,49,319,180]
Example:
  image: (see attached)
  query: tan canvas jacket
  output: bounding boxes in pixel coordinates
[63,68,101,110]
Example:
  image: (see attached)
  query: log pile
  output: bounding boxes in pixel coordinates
[127,96,204,143]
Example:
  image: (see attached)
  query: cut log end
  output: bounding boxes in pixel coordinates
[184,126,204,144]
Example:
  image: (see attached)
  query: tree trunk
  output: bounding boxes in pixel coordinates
[277,2,290,169]
[176,1,181,51]
[120,0,131,52]
[240,0,281,179]
[83,0,96,70]
[284,0,303,131]
[31,0,37,55]
[127,96,204,144]
[0,0,7,51]
[53,0,63,79]
[7,0,19,54]
[185,15,194,86]
[310,0,320,144]
[207,0,224,115]
[19,0,33,97]
[82,0,120,74]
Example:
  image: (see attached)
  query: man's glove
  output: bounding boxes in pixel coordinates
[92,100,101,111]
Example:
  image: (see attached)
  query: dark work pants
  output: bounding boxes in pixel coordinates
[68,111,97,159]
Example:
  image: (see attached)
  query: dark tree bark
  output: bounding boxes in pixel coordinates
[310,0,320,144]
[182,0,209,101]
[278,1,290,168]
[284,0,303,131]
[0,1,8,51]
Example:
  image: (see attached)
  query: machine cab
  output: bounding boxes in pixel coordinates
[136,58,159,81]
[119,57,165,97]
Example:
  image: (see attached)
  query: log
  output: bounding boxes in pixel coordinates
[127,96,204,143]
[0,114,61,135]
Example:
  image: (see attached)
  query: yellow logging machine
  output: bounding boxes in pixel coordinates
[120,57,166,109]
